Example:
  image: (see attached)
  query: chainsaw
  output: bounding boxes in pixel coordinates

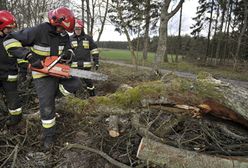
[30,56,108,81]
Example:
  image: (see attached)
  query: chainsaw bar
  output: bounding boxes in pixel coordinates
[70,68,108,81]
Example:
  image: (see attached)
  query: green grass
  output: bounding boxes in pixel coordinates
[100,48,183,63]
[100,48,248,81]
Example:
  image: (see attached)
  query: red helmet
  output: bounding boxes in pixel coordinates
[75,19,84,28]
[48,7,75,32]
[0,10,16,31]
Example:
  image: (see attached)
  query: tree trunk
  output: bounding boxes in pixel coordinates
[142,0,151,62]
[97,0,109,43]
[210,4,220,64]
[154,0,184,71]
[90,0,95,36]
[123,24,136,66]
[86,0,90,35]
[0,0,6,10]
[137,138,248,167]
[223,0,233,65]
[175,4,183,63]
[233,2,248,70]
[205,0,214,64]
[81,0,84,21]
[56,73,248,127]
[116,0,137,66]
[215,3,227,65]
[157,15,169,64]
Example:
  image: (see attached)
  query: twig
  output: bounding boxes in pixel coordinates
[131,114,166,143]
[11,145,19,168]
[0,144,18,168]
[64,143,131,168]
[21,121,29,146]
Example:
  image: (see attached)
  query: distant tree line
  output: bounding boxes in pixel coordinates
[98,41,129,50]
[99,35,210,62]
[1,0,247,70]
[191,0,248,69]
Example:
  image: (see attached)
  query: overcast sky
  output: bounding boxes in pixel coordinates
[95,0,199,42]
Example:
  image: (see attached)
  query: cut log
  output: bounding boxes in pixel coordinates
[137,137,248,168]
[107,115,120,137]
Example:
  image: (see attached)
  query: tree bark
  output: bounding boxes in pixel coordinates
[108,115,120,137]
[86,0,91,35]
[233,2,248,70]
[223,0,233,64]
[205,0,214,64]
[137,138,248,167]
[90,0,95,36]
[116,0,137,66]
[81,0,84,21]
[142,0,151,62]
[154,0,184,71]
[210,4,220,64]
[0,0,6,10]
[97,0,109,43]
[175,3,183,63]
[215,2,227,65]
[56,73,248,128]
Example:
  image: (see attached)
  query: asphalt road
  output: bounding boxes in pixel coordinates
[102,60,248,90]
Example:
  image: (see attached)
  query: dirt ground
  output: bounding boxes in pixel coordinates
[0,63,248,168]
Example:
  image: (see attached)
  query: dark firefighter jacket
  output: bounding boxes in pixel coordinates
[0,34,27,81]
[3,22,71,79]
[70,32,99,69]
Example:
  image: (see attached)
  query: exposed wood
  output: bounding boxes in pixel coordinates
[196,72,248,123]
[137,138,248,168]
[199,99,248,128]
[107,115,120,137]
[55,73,248,128]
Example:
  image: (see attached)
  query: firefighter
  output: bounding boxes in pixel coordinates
[0,10,23,126]
[70,19,99,97]
[3,7,82,150]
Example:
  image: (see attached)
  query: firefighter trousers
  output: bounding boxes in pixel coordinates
[33,76,82,137]
[81,67,95,95]
[0,80,22,117]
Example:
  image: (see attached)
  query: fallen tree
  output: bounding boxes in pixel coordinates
[137,137,248,168]
[56,72,248,128]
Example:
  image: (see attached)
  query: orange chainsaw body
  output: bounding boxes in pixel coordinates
[30,56,71,78]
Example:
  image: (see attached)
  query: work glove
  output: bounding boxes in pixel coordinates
[61,49,74,63]
[93,62,99,71]
[26,53,43,69]
[77,61,84,68]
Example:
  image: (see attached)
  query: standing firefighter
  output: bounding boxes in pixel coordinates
[70,19,99,97]
[0,10,23,126]
[3,7,82,150]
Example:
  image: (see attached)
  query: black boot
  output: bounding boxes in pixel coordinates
[42,127,56,150]
[5,114,22,126]
[43,136,55,150]
[88,89,96,97]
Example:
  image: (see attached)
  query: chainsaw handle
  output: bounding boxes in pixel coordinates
[29,56,71,78]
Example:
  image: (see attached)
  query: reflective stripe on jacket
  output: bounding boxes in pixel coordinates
[3,23,72,79]
[70,33,99,64]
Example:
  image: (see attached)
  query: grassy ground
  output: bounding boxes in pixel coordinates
[100,48,248,81]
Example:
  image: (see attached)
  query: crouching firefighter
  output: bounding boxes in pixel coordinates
[70,19,100,97]
[0,10,23,126]
[3,7,82,150]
